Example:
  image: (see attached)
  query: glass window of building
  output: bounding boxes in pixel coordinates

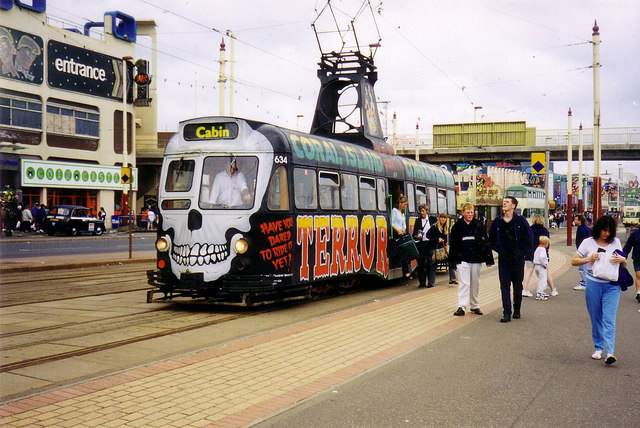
[0,89,42,130]
[46,99,99,138]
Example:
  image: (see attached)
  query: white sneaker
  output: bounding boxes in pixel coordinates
[536,293,548,301]
[591,350,602,360]
[573,285,586,290]
[522,290,533,297]
[551,290,559,296]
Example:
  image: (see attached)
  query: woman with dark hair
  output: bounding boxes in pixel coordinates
[571,215,627,365]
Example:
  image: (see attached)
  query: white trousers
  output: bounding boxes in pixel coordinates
[535,265,548,294]
[456,262,482,310]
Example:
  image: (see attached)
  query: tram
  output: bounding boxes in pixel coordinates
[623,198,640,228]
[146,117,457,305]
[505,185,545,223]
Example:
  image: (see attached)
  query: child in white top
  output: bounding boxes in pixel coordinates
[534,236,550,300]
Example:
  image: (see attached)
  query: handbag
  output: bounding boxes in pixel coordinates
[591,251,619,282]
[432,245,449,263]
[395,233,419,262]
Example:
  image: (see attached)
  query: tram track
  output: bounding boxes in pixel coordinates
[0,310,262,373]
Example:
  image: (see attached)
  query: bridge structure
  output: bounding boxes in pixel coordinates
[394,126,640,165]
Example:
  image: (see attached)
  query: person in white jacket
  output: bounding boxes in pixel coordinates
[533,236,550,300]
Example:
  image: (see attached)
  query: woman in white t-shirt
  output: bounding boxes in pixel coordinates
[571,215,627,365]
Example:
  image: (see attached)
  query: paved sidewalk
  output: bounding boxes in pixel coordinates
[0,250,573,427]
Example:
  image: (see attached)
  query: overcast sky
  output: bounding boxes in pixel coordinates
[45,0,639,175]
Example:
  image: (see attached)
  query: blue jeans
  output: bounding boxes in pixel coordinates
[585,277,621,354]
[578,263,588,287]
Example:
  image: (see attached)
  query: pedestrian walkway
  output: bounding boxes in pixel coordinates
[0,250,572,427]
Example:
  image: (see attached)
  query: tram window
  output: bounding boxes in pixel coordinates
[416,185,427,208]
[267,166,289,211]
[294,168,317,209]
[319,171,340,210]
[406,183,416,213]
[341,173,358,210]
[447,189,457,215]
[428,187,437,214]
[437,189,447,214]
[360,177,376,211]
[377,178,387,211]
[199,156,258,209]
[165,159,195,192]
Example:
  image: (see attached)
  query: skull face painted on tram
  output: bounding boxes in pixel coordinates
[159,128,274,283]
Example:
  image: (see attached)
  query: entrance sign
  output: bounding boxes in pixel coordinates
[21,159,137,190]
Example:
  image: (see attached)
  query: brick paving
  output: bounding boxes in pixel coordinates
[0,251,571,427]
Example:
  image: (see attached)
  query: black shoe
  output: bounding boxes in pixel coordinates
[513,313,521,319]
[636,293,640,303]
[426,284,434,288]
[418,284,426,288]
[470,308,483,315]
[453,307,465,316]
[500,316,511,323]
[605,354,617,365]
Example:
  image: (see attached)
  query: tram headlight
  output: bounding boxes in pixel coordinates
[156,236,171,252]
[234,238,249,254]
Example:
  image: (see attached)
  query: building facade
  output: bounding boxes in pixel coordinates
[1,2,157,227]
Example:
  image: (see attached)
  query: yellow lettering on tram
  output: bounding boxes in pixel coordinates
[195,125,231,139]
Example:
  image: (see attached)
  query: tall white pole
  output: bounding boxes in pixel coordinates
[415,121,420,160]
[592,20,602,219]
[392,112,397,149]
[218,38,226,116]
[229,33,235,116]
[578,123,584,212]
[567,108,573,245]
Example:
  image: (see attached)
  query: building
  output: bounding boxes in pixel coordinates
[1,1,158,227]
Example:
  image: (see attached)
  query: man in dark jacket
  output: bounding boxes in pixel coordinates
[573,215,591,290]
[489,196,534,323]
[449,203,494,316]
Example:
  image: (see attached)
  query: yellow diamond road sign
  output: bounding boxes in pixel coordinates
[531,153,545,174]
[121,167,132,184]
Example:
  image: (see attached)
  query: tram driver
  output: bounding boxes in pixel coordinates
[208,157,252,207]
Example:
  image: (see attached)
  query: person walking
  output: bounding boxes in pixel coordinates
[429,212,458,285]
[533,236,551,300]
[489,196,534,323]
[523,214,557,297]
[573,215,591,290]
[622,225,640,303]
[449,203,494,316]
[412,204,435,287]
[147,207,156,230]
[571,215,627,364]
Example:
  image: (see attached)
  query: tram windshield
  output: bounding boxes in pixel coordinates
[199,156,258,209]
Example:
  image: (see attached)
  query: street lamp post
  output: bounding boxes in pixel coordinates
[592,21,602,221]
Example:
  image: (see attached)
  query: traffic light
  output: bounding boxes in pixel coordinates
[134,59,152,106]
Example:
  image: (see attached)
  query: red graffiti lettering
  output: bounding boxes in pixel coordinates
[376,216,388,276]
[297,216,313,281]
[345,215,361,273]
[330,216,346,275]
[313,216,330,278]
[360,215,375,271]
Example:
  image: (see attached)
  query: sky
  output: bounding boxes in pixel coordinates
[44,0,639,176]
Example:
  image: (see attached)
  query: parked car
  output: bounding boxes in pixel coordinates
[44,205,105,236]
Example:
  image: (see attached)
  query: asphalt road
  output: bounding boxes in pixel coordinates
[0,232,156,259]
